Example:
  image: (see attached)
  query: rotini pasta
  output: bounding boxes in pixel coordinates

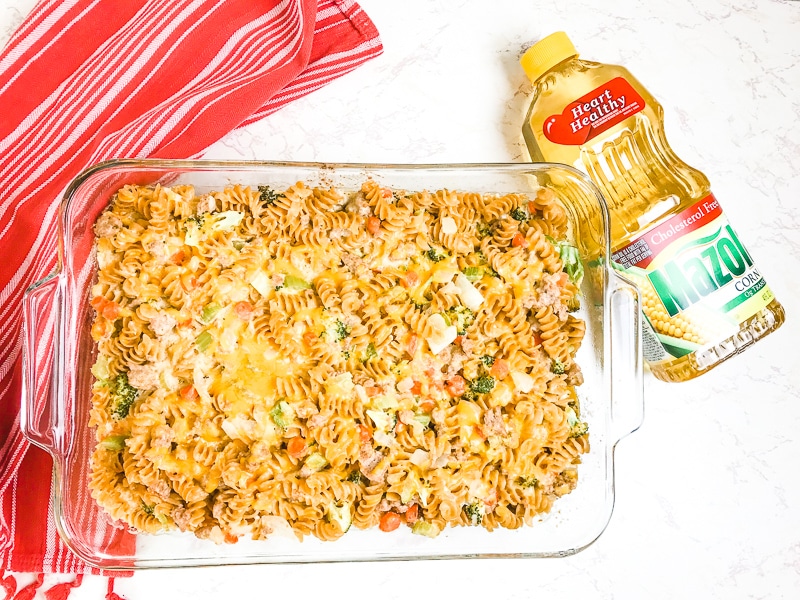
[88,180,588,544]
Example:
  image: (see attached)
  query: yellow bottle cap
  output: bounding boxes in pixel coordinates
[520,31,578,82]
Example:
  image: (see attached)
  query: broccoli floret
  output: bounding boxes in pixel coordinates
[470,375,495,395]
[476,221,494,238]
[425,247,447,262]
[347,470,364,484]
[445,306,474,335]
[463,501,484,526]
[258,185,285,206]
[570,421,589,438]
[517,476,538,489]
[565,406,589,438]
[510,206,529,222]
[362,342,377,362]
[110,372,139,419]
[479,355,495,368]
[334,319,351,341]
[142,502,154,516]
[392,191,412,202]
[342,350,351,360]
[461,389,477,402]
[551,359,567,375]
[270,399,295,429]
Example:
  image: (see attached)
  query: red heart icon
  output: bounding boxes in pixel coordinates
[543,109,593,146]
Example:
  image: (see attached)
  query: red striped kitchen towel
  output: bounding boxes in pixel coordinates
[0,0,382,578]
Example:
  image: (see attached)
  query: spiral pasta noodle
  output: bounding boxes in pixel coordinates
[88,179,588,544]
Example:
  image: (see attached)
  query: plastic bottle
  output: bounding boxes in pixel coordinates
[518,31,784,382]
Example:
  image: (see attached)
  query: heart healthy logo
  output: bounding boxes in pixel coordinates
[543,77,646,145]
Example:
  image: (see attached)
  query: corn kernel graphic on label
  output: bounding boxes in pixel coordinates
[612,194,775,363]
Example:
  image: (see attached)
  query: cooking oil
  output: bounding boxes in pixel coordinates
[519,32,784,382]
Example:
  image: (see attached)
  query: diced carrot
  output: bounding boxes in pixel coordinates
[453,335,463,346]
[528,201,537,215]
[419,399,436,413]
[474,425,487,440]
[101,300,120,320]
[366,216,382,235]
[364,385,381,397]
[533,332,543,346]
[410,380,422,395]
[234,300,254,321]
[490,358,509,379]
[303,330,318,346]
[179,385,198,401]
[401,270,419,288]
[379,512,402,532]
[445,375,466,397]
[511,233,528,248]
[287,436,307,459]
[381,187,393,199]
[181,273,199,291]
[484,489,498,511]
[406,334,419,357]
[405,504,419,524]
[169,250,185,265]
[91,320,108,340]
[223,533,239,544]
[358,424,371,442]
[90,296,107,310]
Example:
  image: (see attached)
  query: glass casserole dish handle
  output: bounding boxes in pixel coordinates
[607,271,644,443]
[22,270,65,454]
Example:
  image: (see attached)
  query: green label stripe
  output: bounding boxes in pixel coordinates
[720,278,766,312]
[671,226,723,257]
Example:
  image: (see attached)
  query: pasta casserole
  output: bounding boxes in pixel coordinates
[88,180,588,543]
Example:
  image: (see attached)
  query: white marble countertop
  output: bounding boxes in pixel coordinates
[2,0,799,598]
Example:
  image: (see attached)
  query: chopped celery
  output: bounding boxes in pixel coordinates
[283,275,311,290]
[100,434,128,451]
[327,501,353,533]
[270,400,294,429]
[91,355,111,381]
[555,241,584,286]
[303,452,328,472]
[411,520,440,538]
[195,330,213,352]
[413,415,431,428]
[200,302,221,323]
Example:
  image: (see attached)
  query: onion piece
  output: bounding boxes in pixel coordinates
[454,273,484,311]
[510,370,534,393]
[440,216,458,235]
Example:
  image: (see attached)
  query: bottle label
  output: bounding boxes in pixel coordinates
[612,194,775,363]
[543,77,645,145]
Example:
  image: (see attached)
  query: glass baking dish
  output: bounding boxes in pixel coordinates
[20,159,643,569]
